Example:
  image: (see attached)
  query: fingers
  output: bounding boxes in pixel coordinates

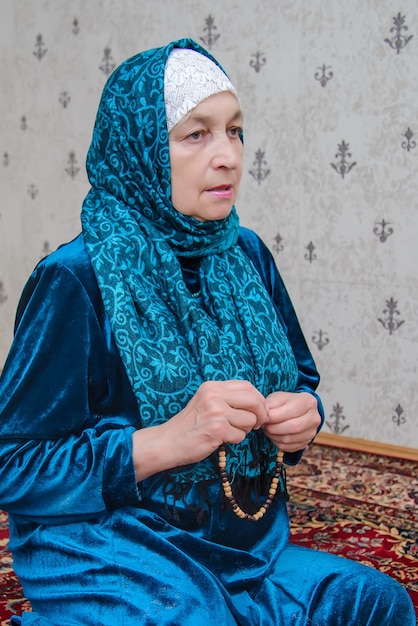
[154,380,268,468]
[265,426,317,452]
[263,391,321,452]
[265,391,317,421]
[213,410,255,444]
[264,420,318,452]
[196,380,268,431]
[139,384,321,474]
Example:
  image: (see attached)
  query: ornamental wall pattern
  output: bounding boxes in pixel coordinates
[0,0,417,448]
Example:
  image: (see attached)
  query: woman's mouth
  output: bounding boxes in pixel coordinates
[208,185,233,198]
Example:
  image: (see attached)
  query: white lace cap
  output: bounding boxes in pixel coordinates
[164,48,238,132]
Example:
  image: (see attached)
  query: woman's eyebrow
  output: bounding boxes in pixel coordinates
[185,108,243,125]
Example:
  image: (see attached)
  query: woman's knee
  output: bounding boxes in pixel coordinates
[315,563,415,626]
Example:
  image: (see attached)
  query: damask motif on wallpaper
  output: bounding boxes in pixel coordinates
[0,1,417,448]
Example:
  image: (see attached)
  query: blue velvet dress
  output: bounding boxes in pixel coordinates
[0,229,414,625]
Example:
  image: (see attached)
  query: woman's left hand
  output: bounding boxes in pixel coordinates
[263,391,321,453]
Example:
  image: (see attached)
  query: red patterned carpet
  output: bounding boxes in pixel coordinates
[287,443,418,621]
[0,443,417,624]
[0,510,31,625]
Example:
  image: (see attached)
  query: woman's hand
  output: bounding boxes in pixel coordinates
[132,380,268,482]
[263,391,321,453]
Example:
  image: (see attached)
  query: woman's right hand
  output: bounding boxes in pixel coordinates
[132,380,267,482]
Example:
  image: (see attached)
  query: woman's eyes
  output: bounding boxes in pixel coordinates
[186,126,242,141]
[188,130,204,140]
[228,126,242,138]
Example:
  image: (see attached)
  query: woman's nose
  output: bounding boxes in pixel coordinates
[211,134,242,169]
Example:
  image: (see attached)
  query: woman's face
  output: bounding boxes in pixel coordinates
[168,91,243,222]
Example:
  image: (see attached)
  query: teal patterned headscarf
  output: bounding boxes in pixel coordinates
[81,38,298,485]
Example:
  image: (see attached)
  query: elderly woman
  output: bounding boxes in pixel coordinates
[0,38,414,625]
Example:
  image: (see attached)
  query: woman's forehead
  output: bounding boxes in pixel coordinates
[171,92,242,131]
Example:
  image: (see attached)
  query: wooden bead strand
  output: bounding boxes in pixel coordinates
[218,445,285,522]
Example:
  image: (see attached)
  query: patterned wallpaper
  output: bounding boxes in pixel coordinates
[1,0,417,449]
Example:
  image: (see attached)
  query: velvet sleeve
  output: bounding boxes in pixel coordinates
[0,248,141,523]
[238,227,325,464]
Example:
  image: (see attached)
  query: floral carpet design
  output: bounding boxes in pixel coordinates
[0,510,31,625]
[287,444,417,621]
[0,443,417,623]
